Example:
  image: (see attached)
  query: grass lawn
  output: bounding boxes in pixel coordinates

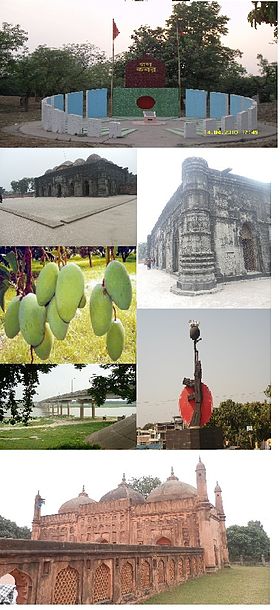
[0,419,113,449]
[0,255,136,364]
[144,566,270,605]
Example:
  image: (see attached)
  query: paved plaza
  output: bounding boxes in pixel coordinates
[137,264,270,308]
[0,196,136,245]
[4,118,277,148]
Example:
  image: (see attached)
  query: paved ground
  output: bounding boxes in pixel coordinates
[137,264,271,308]
[4,118,277,148]
[0,196,136,245]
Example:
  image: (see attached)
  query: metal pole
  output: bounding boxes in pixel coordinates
[176,21,181,117]
[110,21,114,118]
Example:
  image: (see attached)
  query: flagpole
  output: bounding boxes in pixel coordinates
[176,21,181,117]
[110,19,114,118]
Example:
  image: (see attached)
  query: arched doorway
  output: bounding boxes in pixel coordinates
[156,536,171,546]
[162,244,166,269]
[83,180,90,196]
[172,230,179,272]
[57,184,62,198]
[12,569,32,604]
[241,223,256,271]
[68,182,74,196]
[48,185,52,197]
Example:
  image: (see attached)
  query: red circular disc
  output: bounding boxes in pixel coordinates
[136,95,156,109]
[179,383,213,426]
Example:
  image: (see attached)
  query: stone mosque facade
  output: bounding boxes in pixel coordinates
[0,460,229,604]
[34,154,137,198]
[147,157,271,293]
[32,460,229,571]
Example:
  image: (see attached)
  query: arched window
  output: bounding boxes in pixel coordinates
[93,563,111,603]
[53,566,79,605]
[120,562,133,595]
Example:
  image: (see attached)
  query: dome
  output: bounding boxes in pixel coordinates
[99,474,145,505]
[73,158,85,166]
[55,161,73,171]
[58,486,96,514]
[146,468,197,503]
[44,169,53,175]
[86,154,102,164]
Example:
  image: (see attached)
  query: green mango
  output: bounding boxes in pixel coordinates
[47,296,69,340]
[104,260,132,310]
[19,293,46,346]
[106,319,125,361]
[36,262,59,306]
[4,296,21,338]
[55,262,84,323]
[90,283,112,336]
[34,323,54,360]
[78,294,86,308]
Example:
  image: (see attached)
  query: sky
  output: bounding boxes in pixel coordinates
[0,149,137,191]
[0,450,273,537]
[137,148,276,243]
[137,308,271,425]
[14,365,107,402]
[1,0,277,74]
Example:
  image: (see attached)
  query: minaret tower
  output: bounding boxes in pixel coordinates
[175,157,217,294]
[31,490,45,540]
[195,456,209,502]
[214,482,230,566]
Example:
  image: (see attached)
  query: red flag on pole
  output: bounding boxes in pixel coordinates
[113,19,120,40]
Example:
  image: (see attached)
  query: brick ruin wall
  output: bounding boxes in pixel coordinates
[34,161,137,198]
[0,539,204,604]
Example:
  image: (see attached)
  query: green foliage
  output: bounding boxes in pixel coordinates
[206,397,271,448]
[128,475,162,499]
[88,364,136,406]
[0,250,136,366]
[0,22,28,80]
[248,1,278,38]
[138,242,147,261]
[115,1,245,91]
[10,178,34,195]
[0,515,31,539]
[227,521,270,562]
[0,364,56,425]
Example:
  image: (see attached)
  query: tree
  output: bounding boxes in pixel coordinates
[10,178,34,196]
[128,475,162,499]
[248,1,278,39]
[227,521,270,563]
[0,364,56,424]
[13,42,111,109]
[88,364,136,406]
[0,187,6,196]
[138,243,147,261]
[206,398,271,448]
[0,515,31,539]
[256,54,277,101]
[0,22,28,81]
[116,2,245,92]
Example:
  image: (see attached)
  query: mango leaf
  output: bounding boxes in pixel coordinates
[0,284,9,312]
[0,263,10,279]
[5,251,18,273]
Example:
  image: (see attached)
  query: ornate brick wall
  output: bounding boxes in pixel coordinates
[34,159,137,198]
[148,157,271,292]
[0,540,205,604]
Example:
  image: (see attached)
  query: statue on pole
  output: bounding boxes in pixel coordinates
[179,321,213,428]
